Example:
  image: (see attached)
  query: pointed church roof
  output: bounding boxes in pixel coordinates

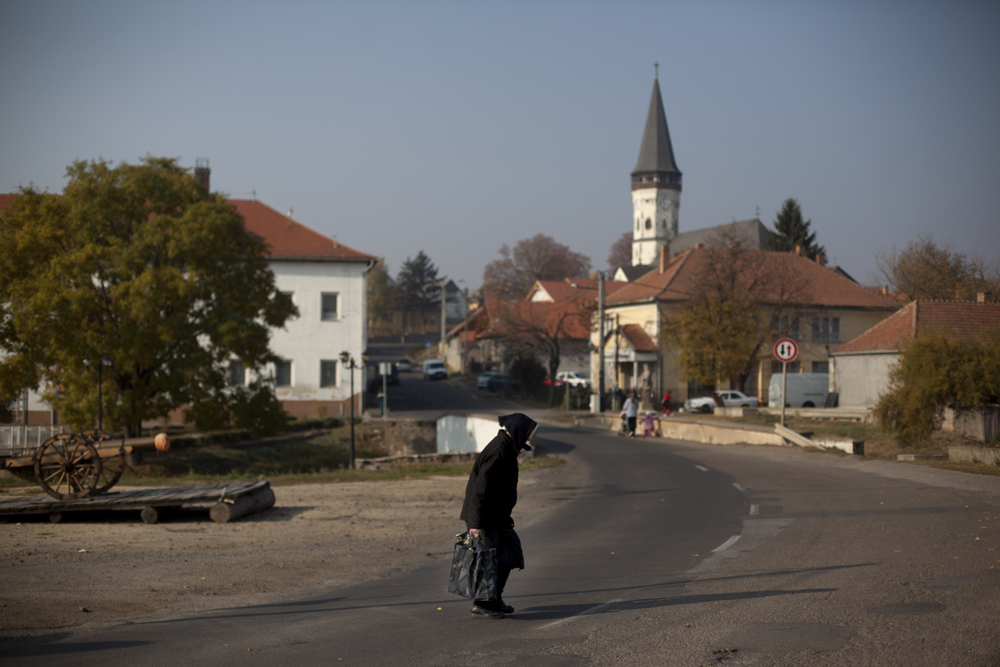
[632,77,680,175]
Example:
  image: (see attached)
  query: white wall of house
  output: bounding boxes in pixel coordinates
[265,259,371,403]
[436,414,500,453]
[830,352,899,408]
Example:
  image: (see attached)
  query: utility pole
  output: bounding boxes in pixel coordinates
[596,271,605,414]
[439,279,448,361]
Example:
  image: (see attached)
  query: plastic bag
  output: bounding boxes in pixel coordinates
[448,532,497,601]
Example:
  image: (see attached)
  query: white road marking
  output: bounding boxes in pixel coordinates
[537,599,624,630]
[732,482,745,492]
[712,535,741,553]
[750,504,759,515]
[695,465,709,472]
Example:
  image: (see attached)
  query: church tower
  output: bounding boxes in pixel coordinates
[631,72,682,266]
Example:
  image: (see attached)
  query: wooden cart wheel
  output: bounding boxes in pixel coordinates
[79,429,125,496]
[91,449,125,495]
[33,434,103,500]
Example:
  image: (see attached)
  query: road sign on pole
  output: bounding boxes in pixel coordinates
[773,338,798,427]
[774,338,799,363]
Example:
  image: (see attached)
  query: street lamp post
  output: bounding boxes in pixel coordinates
[83,355,113,431]
[339,351,364,470]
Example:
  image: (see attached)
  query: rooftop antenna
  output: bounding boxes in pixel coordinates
[755,205,760,218]
[287,206,294,218]
[246,187,257,202]
[654,61,659,78]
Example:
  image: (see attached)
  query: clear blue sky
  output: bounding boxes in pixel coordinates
[2,0,998,290]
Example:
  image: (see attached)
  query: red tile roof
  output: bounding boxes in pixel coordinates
[607,247,902,311]
[475,299,592,341]
[834,300,1000,354]
[228,199,374,262]
[527,277,628,303]
[0,193,373,262]
[621,324,658,353]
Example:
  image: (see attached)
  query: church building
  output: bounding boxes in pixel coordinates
[618,73,770,282]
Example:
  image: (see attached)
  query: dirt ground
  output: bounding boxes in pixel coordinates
[0,456,584,639]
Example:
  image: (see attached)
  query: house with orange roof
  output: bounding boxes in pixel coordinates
[225,197,376,418]
[596,244,902,409]
[0,167,377,424]
[829,294,1000,407]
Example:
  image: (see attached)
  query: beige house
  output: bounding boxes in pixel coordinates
[594,244,901,409]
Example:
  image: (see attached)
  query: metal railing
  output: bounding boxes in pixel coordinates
[0,425,69,458]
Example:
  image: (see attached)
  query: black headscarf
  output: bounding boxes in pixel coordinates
[498,413,537,452]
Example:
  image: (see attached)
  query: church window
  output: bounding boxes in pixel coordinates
[645,218,651,230]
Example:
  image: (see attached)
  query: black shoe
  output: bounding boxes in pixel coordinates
[471,602,505,619]
[496,599,514,614]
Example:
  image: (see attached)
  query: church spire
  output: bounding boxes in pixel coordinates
[631,76,681,188]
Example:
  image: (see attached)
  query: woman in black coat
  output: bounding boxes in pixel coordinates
[460,412,537,618]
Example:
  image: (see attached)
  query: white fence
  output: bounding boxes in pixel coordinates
[0,425,69,458]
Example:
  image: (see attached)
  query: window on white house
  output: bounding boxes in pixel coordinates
[321,293,339,321]
[320,361,337,388]
[274,360,292,387]
[812,317,840,342]
[228,360,245,387]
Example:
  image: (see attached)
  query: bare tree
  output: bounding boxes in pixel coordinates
[666,225,808,391]
[489,299,591,405]
[483,234,591,300]
[874,234,1000,302]
[607,232,632,272]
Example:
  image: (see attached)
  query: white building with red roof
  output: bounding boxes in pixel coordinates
[830,295,1000,408]
[226,198,376,418]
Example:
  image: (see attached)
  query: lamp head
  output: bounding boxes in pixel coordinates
[339,351,351,366]
[101,355,112,367]
[82,356,91,367]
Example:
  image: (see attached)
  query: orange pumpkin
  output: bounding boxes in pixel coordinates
[154,433,170,452]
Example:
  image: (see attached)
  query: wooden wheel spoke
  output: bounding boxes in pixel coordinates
[43,468,64,483]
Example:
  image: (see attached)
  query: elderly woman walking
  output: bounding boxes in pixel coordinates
[460,412,537,619]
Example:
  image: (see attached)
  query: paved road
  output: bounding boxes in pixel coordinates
[6,426,1000,665]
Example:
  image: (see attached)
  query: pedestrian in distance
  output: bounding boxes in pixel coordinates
[662,390,673,416]
[460,413,537,619]
[621,391,638,437]
[641,411,656,437]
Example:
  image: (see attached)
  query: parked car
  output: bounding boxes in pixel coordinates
[556,371,591,388]
[486,373,519,393]
[396,358,414,372]
[768,373,829,408]
[477,371,500,390]
[422,359,447,380]
[716,390,759,408]
[685,390,759,413]
[683,395,719,413]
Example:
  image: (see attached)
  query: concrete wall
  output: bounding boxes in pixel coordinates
[831,353,899,408]
[436,414,501,453]
[576,414,787,447]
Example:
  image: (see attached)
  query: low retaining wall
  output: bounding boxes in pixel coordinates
[437,414,503,453]
[949,446,1000,465]
[361,419,437,456]
[575,414,786,447]
[942,407,1000,444]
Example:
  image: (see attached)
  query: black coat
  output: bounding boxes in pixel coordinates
[460,430,519,530]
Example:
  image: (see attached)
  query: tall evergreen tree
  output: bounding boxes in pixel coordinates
[770,198,825,260]
[396,251,439,304]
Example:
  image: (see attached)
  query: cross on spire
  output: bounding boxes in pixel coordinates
[654,61,659,78]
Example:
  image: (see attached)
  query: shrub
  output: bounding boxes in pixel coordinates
[875,328,1000,445]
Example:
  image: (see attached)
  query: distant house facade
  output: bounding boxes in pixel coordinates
[830,295,1000,408]
[0,182,377,425]
[596,245,902,410]
[228,199,376,419]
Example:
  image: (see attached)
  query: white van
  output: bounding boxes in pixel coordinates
[422,359,447,380]
[768,373,829,408]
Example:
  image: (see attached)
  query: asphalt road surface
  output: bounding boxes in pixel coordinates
[6,425,1000,666]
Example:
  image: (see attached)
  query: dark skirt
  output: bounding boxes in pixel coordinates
[483,527,524,571]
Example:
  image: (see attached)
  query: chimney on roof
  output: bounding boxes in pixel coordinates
[882,285,889,295]
[978,292,994,304]
[795,245,805,257]
[659,244,670,273]
[194,158,210,191]
[816,254,826,267]
[695,243,704,249]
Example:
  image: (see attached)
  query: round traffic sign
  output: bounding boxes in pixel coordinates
[774,338,799,363]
